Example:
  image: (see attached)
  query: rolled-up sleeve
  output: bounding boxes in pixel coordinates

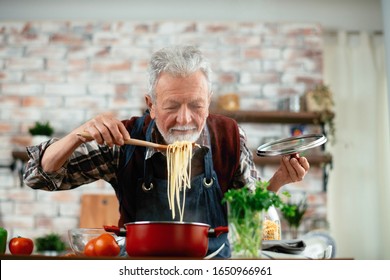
[23,139,66,191]
[23,138,120,191]
[232,126,260,192]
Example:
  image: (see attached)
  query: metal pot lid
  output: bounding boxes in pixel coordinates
[256,133,327,157]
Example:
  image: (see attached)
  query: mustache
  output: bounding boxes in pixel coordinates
[169,125,197,132]
[162,125,201,144]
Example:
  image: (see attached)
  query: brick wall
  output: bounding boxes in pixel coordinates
[0,21,324,246]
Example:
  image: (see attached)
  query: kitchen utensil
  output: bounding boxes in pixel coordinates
[203,243,225,259]
[256,133,327,157]
[104,222,228,258]
[77,132,168,150]
[77,132,200,150]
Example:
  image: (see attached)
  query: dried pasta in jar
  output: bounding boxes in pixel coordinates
[262,205,281,240]
[262,219,281,240]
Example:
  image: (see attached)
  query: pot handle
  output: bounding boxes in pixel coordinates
[208,226,229,237]
[103,225,127,237]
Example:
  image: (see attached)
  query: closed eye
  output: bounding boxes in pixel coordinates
[163,103,180,110]
[189,101,206,109]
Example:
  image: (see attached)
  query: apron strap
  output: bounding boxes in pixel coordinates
[143,117,156,189]
[123,110,150,167]
[117,110,149,222]
[203,127,215,187]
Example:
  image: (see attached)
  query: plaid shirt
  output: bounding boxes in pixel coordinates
[23,124,259,192]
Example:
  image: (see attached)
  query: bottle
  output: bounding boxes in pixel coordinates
[262,205,281,240]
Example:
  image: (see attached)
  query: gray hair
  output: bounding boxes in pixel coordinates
[147,45,213,102]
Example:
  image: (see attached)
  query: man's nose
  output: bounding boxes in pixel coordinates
[176,106,192,125]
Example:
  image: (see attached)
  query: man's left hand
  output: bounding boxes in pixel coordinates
[268,154,310,192]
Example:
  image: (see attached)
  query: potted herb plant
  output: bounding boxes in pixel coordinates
[281,194,308,239]
[35,233,67,256]
[28,121,54,145]
[222,180,295,258]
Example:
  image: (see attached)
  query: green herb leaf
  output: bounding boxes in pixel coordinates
[222,180,295,218]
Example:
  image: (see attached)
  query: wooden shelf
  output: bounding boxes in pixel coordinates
[211,109,333,125]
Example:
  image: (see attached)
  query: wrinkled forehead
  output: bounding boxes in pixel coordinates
[155,71,210,99]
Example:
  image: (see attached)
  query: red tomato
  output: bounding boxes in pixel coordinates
[83,237,97,256]
[84,233,120,257]
[9,236,34,255]
[83,234,120,257]
[94,233,120,257]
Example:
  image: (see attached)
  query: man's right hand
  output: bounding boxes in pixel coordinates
[41,113,131,172]
[76,113,131,147]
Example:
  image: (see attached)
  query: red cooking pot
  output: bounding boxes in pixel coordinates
[104,222,228,258]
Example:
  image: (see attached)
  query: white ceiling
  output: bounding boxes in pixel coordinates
[0,0,384,31]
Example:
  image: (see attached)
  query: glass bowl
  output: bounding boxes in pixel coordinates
[68,228,123,256]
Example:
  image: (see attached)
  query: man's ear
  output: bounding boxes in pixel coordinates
[145,95,155,119]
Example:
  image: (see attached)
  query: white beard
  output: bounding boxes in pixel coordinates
[157,123,201,144]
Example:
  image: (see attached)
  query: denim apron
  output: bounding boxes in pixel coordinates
[122,113,230,258]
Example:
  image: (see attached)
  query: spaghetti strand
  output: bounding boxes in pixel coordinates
[166,141,193,222]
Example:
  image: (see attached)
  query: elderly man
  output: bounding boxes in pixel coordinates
[24,45,310,258]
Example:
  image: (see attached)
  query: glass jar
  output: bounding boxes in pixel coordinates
[262,205,281,240]
[228,203,263,258]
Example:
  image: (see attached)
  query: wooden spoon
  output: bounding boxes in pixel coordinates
[76,132,168,150]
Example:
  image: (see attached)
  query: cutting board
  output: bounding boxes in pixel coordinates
[79,194,120,228]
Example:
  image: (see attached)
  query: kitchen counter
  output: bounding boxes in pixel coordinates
[0,246,333,260]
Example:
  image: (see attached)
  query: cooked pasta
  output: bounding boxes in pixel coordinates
[166,141,193,222]
[262,219,281,240]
